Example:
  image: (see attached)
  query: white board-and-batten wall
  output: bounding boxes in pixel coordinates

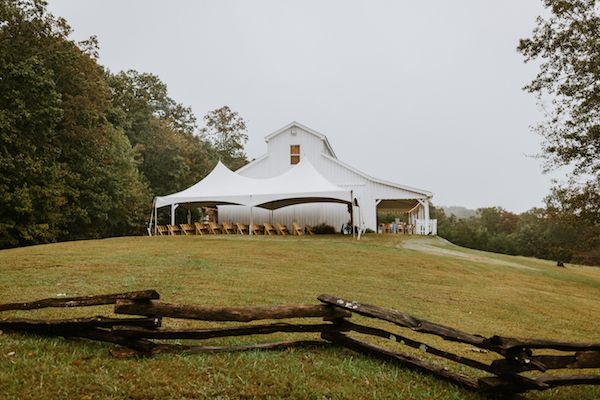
[218,122,432,232]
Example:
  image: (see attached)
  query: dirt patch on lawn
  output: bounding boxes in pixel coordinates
[401,238,538,271]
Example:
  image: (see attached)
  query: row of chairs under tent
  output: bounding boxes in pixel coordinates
[156,222,315,237]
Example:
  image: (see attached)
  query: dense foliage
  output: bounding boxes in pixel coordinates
[515,0,599,263]
[433,202,599,265]
[518,0,599,180]
[0,0,148,247]
[200,106,249,171]
[107,70,218,197]
[0,0,246,248]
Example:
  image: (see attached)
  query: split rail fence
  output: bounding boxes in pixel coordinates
[1,290,599,395]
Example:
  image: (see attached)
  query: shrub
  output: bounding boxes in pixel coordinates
[312,223,336,234]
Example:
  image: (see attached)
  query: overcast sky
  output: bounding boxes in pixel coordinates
[47,1,560,212]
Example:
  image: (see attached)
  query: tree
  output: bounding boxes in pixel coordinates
[108,71,216,196]
[543,183,600,263]
[518,0,600,212]
[518,0,599,264]
[108,70,197,143]
[518,0,599,177]
[0,0,68,247]
[0,0,149,247]
[201,106,248,170]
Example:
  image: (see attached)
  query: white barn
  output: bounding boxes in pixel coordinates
[219,122,436,234]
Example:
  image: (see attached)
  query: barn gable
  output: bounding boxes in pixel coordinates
[264,121,336,158]
[238,122,335,177]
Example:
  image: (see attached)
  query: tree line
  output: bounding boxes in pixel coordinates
[431,194,598,266]
[0,0,248,248]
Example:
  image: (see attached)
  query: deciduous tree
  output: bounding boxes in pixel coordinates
[0,0,149,246]
[108,71,216,196]
[518,0,599,178]
[201,106,248,170]
[518,0,599,263]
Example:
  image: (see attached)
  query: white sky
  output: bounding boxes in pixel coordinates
[47,0,561,212]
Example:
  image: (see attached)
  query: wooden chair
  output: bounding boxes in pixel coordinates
[251,224,263,235]
[194,222,209,235]
[179,224,195,235]
[292,223,303,236]
[276,223,289,236]
[222,222,235,234]
[305,225,314,235]
[236,223,248,235]
[379,223,391,233]
[263,223,277,236]
[157,225,169,236]
[167,224,181,235]
[405,224,415,235]
[398,223,406,234]
[207,221,222,234]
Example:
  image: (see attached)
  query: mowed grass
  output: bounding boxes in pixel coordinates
[0,234,599,400]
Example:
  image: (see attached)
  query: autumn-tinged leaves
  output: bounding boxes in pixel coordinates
[0,1,247,247]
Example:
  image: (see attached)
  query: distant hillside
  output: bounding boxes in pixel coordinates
[440,206,477,219]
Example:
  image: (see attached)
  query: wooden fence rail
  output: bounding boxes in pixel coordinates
[111,322,338,340]
[114,299,350,321]
[317,294,600,394]
[0,290,159,311]
[1,290,599,395]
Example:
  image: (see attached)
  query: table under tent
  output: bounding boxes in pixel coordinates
[149,159,362,237]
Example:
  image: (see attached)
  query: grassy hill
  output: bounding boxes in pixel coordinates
[1,235,599,399]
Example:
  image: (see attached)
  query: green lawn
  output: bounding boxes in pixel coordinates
[0,234,599,399]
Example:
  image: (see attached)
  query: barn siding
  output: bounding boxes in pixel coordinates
[218,203,349,232]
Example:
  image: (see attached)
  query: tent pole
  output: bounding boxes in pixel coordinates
[249,206,253,236]
[187,208,191,224]
[147,206,154,236]
[351,190,355,239]
[154,204,158,235]
[249,195,253,236]
[357,206,361,241]
[171,204,176,225]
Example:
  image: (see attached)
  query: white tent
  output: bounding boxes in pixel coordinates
[150,159,354,234]
[154,161,255,209]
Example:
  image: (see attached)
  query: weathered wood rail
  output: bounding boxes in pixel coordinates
[0,290,159,311]
[318,294,600,394]
[114,300,350,321]
[1,290,598,395]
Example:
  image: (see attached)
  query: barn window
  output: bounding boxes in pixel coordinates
[290,145,300,164]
